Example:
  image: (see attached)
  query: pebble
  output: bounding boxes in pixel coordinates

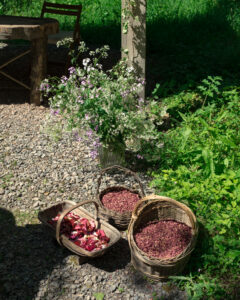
[0,98,185,299]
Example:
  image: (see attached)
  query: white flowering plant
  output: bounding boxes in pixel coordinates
[41,41,167,161]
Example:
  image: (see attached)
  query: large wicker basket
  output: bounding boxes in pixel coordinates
[38,200,121,261]
[128,195,198,280]
[96,165,145,230]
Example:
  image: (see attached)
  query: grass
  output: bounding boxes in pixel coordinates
[1,0,240,95]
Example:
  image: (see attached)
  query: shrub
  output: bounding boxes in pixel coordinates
[41,41,167,161]
[149,78,240,299]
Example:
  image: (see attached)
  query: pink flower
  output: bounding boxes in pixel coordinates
[50,109,60,116]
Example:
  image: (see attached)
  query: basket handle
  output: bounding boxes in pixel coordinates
[56,200,99,245]
[131,194,193,218]
[96,165,145,197]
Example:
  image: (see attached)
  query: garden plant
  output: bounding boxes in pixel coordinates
[41,40,167,163]
[2,0,240,299]
[150,77,240,299]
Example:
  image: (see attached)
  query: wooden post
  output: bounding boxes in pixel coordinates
[121,0,146,99]
[30,36,47,105]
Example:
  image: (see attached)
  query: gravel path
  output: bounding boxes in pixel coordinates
[0,45,187,300]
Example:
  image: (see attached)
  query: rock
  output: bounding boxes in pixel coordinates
[0,102,186,300]
[110,283,119,293]
[33,201,40,208]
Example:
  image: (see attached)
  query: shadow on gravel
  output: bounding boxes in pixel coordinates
[0,43,120,107]
[0,207,69,300]
[89,238,130,272]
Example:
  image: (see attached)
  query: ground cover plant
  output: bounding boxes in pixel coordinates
[149,77,240,299]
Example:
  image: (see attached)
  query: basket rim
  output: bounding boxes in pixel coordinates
[127,195,199,263]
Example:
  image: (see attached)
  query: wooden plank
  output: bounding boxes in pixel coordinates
[0,50,31,70]
[44,2,82,10]
[0,16,59,40]
[43,8,79,17]
[0,70,30,90]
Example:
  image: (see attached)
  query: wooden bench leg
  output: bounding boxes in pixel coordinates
[30,36,47,105]
[0,50,31,90]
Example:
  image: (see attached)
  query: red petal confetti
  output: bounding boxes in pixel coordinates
[48,212,110,252]
[134,220,192,259]
[101,189,140,213]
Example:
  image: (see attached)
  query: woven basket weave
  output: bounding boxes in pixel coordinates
[96,165,145,230]
[38,200,121,260]
[128,195,198,280]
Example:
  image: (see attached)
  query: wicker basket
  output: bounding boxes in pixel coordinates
[38,200,121,261]
[128,195,198,280]
[96,165,145,230]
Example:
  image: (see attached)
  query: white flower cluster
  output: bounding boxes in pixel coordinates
[41,42,167,161]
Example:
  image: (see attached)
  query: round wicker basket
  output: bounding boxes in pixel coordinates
[128,195,198,280]
[96,165,145,230]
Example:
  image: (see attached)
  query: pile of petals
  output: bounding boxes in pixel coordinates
[134,220,192,259]
[48,212,110,252]
[101,189,140,213]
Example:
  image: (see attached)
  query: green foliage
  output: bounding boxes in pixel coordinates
[118,287,124,293]
[150,77,240,298]
[93,292,104,300]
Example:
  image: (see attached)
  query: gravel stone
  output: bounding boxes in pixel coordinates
[0,53,186,300]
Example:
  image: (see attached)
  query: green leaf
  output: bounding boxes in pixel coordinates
[198,117,209,129]
[179,112,188,122]
[219,228,226,234]
[180,127,192,151]
[224,158,229,168]
[93,292,105,300]
[227,250,240,261]
[219,136,237,148]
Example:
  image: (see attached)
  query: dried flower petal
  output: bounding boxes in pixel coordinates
[134,220,192,259]
[48,212,110,251]
[101,189,140,213]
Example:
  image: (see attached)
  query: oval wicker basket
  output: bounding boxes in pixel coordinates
[38,200,121,261]
[96,165,145,230]
[128,195,198,280]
